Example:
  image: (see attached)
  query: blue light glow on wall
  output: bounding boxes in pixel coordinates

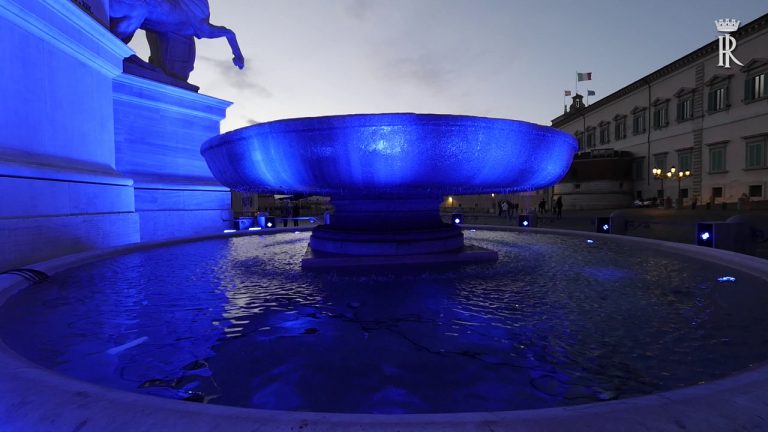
[202,113,577,196]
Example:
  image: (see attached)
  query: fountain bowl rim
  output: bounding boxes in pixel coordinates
[200,112,578,196]
[201,112,577,153]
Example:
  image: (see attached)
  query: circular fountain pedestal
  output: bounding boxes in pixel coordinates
[302,196,497,269]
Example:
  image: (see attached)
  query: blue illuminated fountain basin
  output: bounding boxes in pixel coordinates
[201,113,576,195]
[202,114,577,261]
[2,229,768,431]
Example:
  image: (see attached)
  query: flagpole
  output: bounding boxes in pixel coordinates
[575,71,578,97]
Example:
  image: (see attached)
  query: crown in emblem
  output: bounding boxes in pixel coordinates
[715,18,740,33]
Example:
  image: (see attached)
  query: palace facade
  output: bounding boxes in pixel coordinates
[551,13,768,210]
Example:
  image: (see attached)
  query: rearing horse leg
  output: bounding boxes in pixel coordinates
[195,23,245,69]
[110,9,148,43]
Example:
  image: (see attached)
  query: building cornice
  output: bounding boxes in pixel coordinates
[552,12,768,128]
[0,0,133,77]
[113,73,233,121]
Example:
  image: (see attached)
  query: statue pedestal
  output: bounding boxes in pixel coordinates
[0,0,138,271]
[0,0,234,272]
[123,55,199,92]
[113,74,232,242]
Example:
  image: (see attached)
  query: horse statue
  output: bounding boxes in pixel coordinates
[109,0,245,82]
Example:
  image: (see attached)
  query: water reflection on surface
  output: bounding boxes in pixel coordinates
[1,231,767,413]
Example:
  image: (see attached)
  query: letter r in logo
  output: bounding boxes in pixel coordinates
[717,34,743,68]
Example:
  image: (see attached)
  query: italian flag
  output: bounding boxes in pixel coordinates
[577,72,592,81]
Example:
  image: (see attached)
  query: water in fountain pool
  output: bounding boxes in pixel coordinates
[1,230,767,413]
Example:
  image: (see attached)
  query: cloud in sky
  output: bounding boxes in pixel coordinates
[379,53,455,92]
[129,0,768,132]
[196,55,273,99]
[341,0,374,21]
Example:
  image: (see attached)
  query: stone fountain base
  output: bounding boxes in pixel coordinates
[301,196,498,269]
[301,243,498,270]
[308,224,465,255]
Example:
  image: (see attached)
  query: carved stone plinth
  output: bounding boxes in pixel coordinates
[0,0,136,271]
[113,73,232,242]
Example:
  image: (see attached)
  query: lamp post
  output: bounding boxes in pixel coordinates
[666,166,691,208]
[652,167,665,202]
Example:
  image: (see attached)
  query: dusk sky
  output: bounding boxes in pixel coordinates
[131,1,767,133]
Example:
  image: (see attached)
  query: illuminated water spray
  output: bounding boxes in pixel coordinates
[202,113,577,267]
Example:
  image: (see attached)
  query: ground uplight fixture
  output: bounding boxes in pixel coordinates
[595,216,611,234]
[696,223,714,248]
[518,214,532,227]
[695,221,752,254]
[265,216,276,228]
[256,213,269,228]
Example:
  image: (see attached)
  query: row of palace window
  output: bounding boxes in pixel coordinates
[575,64,768,151]
[649,184,764,200]
[627,134,767,182]
[706,135,768,173]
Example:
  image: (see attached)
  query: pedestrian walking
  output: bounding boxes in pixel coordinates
[292,201,301,227]
[281,200,291,227]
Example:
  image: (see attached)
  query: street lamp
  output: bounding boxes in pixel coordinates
[652,167,665,199]
[666,166,691,198]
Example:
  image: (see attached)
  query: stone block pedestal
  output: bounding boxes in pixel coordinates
[113,74,232,243]
[0,0,137,271]
[0,0,233,271]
